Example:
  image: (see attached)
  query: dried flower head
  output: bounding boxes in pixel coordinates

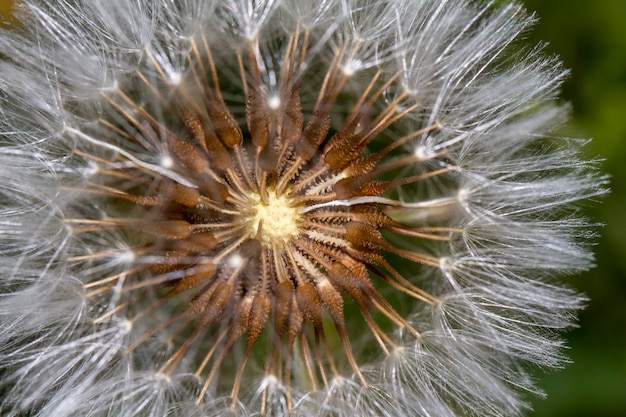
[0,0,606,416]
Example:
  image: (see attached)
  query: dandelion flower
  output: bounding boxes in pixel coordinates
[0,0,606,416]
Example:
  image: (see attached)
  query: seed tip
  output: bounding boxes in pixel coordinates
[267,95,281,110]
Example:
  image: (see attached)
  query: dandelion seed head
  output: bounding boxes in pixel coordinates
[0,0,607,416]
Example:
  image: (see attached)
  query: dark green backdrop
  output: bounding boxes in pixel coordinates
[522,1,626,416]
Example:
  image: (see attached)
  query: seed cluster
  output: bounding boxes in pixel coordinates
[67,30,457,409]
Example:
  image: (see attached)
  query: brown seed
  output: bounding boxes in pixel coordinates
[207,98,243,148]
[328,262,363,303]
[188,281,234,321]
[166,134,211,174]
[203,127,233,172]
[324,130,363,172]
[239,238,263,259]
[258,142,278,172]
[164,231,218,252]
[131,220,193,240]
[181,108,209,153]
[344,221,386,250]
[315,279,344,321]
[196,176,229,203]
[342,153,379,177]
[296,109,330,160]
[247,293,271,343]
[279,86,303,144]
[295,281,324,326]
[170,183,201,207]
[168,264,218,296]
[274,280,295,333]
[246,90,270,148]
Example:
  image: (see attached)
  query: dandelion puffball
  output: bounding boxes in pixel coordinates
[0,1,605,416]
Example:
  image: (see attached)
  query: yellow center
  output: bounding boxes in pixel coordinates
[249,190,300,245]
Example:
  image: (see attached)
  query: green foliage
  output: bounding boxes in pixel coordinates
[523,1,626,416]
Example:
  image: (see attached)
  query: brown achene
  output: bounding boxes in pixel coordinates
[65,29,458,411]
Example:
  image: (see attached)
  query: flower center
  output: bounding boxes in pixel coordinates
[248,190,301,245]
[68,24,450,411]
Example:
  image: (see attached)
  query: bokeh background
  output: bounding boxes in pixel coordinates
[521,1,626,416]
[1,1,624,416]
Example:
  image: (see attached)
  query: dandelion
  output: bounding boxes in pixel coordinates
[0,0,605,416]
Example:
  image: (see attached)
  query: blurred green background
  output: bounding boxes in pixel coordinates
[521,1,626,416]
[1,1,624,416]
